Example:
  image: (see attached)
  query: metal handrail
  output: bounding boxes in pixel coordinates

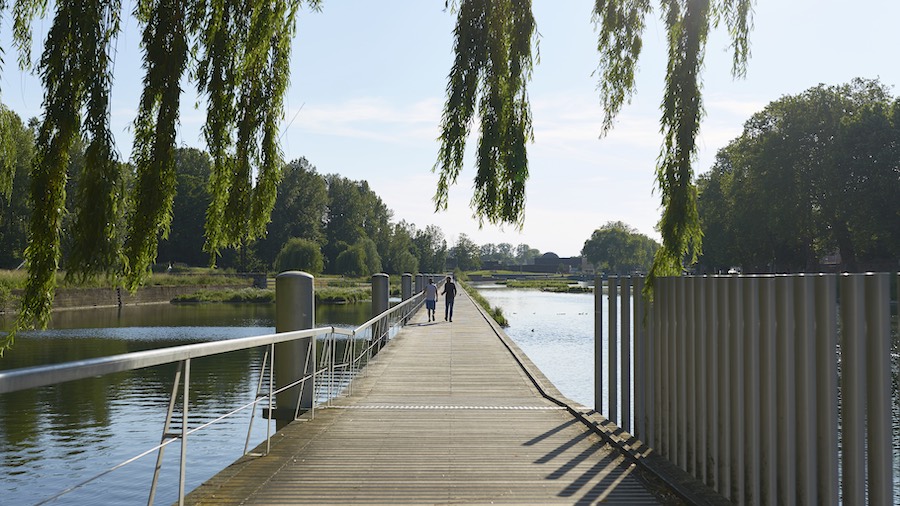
[0,284,430,505]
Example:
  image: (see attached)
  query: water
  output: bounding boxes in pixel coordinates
[0,302,371,506]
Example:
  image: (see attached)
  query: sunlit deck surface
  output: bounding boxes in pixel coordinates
[185,291,671,505]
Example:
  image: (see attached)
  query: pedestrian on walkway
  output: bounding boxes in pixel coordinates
[442,276,457,322]
[425,278,438,322]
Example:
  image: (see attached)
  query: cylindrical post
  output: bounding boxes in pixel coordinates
[759,276,778,506]
[716,276,731,498]
[372,273,390,352]
[633,277,645,439]
[676,277,687,471]
[864,273,892,505]
[814,274,838,506]
[776,276,796,504]
[682,277,694,474]
[794,275,817,505]
[665,277,676,462]
[728,276,744,503]
[415,273,424,294]
[693,276,707,483]
[401,273,412,301]
[621,276,632,433]
[594,275,604,412]
[743,277,760,506]
[839,274,864,505]
[608,276,618,424]
[706,277,718,491]
[274,271,316,430]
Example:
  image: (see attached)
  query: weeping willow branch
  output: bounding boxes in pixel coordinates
[592,0,753,299]
[123,0,188,290]
[435,0,536,228]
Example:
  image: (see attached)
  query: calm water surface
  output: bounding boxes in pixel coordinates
[0,302,371,506]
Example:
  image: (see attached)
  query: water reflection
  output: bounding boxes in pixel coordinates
[0,301,370,506]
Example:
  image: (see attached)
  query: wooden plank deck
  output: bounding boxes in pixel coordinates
[184,290,667,505]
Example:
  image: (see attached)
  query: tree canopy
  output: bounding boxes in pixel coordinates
[697,79,900,273]
[582,221,660,275]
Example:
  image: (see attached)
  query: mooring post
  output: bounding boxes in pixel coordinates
[401,273,412,301]
[274,271,316,430]
[372,273,390,352]
[415,274,424,294]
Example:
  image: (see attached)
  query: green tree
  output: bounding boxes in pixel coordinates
[412,225,448,273]
[514,243,540,265]
[157,148,212,268]
[384,221,418,274]
[581,221,660,275]
[450,233,481,271]
[436,0,754,287]
[0,109,34,269]
[698,79,900,272]
[274,237,324,274]
[256,158,327,267]
[334,245,368,277]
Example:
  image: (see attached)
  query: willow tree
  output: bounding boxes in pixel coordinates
[435,0,754,290]
[0,0,321,353]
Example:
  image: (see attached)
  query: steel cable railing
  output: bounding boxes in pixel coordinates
[0,281,430,506]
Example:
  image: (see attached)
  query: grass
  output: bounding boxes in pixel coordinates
[458,278,509,327]
[0,269,251,291]
[171,285,371,304]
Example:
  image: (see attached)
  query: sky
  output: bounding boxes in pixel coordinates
[2,1,899,257]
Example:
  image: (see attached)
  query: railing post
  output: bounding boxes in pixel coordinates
[401,273,412,301]
[706,277,718,492]
[716,276,731,499]
[633,276,645,439]
[415,273,424,294]
[594,275,604,413]
[759,276,777,505]
[372,273,390,352]
[621,276,632,433]
[814,274,838,506]
[694,276,708,485]
[864,273,892,505]
[676,277,687,471]
[608,276,618,424]
[776,276,796,504]
[794,275,817,505]
[743,276,760,506]
[274,271,316,431]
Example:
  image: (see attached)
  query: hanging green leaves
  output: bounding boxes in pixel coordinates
[593,0,753,291]
[435,0,537,228]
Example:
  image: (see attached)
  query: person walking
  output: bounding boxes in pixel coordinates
[424,278,438,322]
[442,275,457,322]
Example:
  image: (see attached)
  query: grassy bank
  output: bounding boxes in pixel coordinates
[502,278,591,293]
[458,278,509,327]
[172,285,371,304]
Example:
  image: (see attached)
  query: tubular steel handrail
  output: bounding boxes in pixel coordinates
[0,284,428,506]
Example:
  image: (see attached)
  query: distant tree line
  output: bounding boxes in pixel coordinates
[696,79,900,273]
[0,111,449,277]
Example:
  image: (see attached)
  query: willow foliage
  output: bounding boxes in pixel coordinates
[0,0,320,353]
[434,0,536,228]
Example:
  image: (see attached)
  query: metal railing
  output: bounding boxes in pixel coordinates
[0,281,427,506]
[596,273,898,505]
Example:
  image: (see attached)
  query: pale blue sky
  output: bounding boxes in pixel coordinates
[2,1,899,256]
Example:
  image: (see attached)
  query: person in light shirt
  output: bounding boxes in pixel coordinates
[424,278,438,322]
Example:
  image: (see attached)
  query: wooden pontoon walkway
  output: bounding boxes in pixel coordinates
[185,290,673,505]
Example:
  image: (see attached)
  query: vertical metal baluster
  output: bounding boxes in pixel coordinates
[608,276,619,424]
[177,358,190,506]
[595,275,604,413]
[634,276,644,439]
[794,275,817,505]
[814,274,838,506]
[677,277,688,471]
[245,347,270,455]
[865,273,892,505]
[744,277,760,506]
[706,277,718,492]
[148,361,183,506]
[759,277,777,505]
[729,276,744,503]
[621,276,632,433]
[717,276,731,499]
[776,276,796,504]
[694,276,706,483]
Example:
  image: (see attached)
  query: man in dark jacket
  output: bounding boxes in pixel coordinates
[442,276,457,322]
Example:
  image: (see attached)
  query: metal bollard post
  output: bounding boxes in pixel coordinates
[274,271,316,431]
[372,273,390,353]
[621,276,632,433]
[401,273,412,301]
[864,273,892,505]
[608,276,618,424]
[415,274,424,294]
[814,274,838,506]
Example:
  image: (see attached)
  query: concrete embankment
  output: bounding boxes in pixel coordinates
[0,284,250,314]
